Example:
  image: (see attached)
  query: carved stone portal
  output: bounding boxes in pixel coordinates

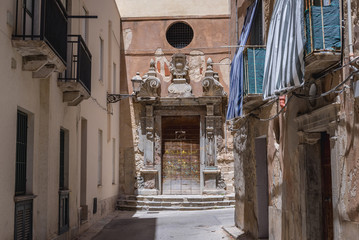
[168,53,193,97]
[134,53,228,196]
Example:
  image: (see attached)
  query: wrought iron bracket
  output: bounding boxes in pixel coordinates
[107,93,134,103]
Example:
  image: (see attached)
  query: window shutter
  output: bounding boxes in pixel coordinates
[15,200,33,240]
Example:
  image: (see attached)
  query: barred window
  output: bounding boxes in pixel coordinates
[166,22,194,49]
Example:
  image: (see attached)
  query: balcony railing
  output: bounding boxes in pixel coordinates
[304,0,341,74]
[14,0,68,64]
[58,35,92,94]
[58,190,69,235]
[57,35,91,105]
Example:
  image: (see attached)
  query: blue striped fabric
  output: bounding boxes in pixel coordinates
[226,0,259,120]
[262,0,305,100]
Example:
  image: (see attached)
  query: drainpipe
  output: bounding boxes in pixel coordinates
[347,0,354,59]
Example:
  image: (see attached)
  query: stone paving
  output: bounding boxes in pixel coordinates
[79,208,238,240]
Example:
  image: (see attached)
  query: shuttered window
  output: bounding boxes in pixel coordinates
[16,111,28,196]
[59,129,65,190]
[15,200,33,240]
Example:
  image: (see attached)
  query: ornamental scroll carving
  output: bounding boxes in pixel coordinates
[202,58,226,97]
[137,59,161,98]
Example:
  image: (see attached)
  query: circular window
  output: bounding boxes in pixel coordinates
[166,22,194,49]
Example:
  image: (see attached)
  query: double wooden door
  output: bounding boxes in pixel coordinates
[162,116,200,195]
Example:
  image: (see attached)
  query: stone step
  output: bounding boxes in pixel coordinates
[117,194,235,211]
[122,194,235,201]
[118,200,235,207]
[117,205,234,211]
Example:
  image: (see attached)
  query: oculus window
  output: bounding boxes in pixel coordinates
[166,22,194,49]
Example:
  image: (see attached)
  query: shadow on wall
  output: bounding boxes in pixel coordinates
[119,22,137,196]
[92,215,157,240]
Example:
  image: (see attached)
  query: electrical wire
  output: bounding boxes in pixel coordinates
[227,56,359,131]
[90,96,113,115]
[293,69,359,100]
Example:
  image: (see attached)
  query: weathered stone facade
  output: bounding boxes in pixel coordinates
[231,0,359,239]
[119,9,234,197]
[123,55,233,196]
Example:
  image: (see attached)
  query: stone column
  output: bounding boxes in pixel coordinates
[203,104,225,194]
[139,105,158,195]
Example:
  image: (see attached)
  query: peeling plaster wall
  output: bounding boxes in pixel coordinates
[121,17,231,96]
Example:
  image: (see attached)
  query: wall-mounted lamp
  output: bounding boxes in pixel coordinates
[107,72,143,103]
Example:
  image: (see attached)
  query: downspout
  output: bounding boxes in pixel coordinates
[347,0,354,59]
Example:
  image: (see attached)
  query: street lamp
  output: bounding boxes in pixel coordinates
[107,72,143,103]
[131,72,143,94]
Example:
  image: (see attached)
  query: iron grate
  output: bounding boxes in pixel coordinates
[166,22,194,49]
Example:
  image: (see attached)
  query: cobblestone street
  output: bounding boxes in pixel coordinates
[79,208,235,240]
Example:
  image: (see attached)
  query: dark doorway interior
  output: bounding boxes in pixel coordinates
[255,136,269,239]
[321,133,333,240]
[162,116,200,195]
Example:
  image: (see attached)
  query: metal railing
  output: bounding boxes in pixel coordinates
[58,191,69,235]
[304,0,341,55]
[59,35,92,94]
[243,47,266,96]
[13,0,68,64]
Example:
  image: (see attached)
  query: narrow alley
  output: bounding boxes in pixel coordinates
[79,209,236,240]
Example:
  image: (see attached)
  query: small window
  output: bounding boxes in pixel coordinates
[98,130,103,186]
[99,37,104,81]
[166,22,194,49]
[113,63,116,93]
[82,7,89,43]
[112,139,116,184]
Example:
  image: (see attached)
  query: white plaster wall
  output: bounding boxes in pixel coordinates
[115,0,230,18]
[0,0,122,238]
[0,1,41,238]
[72,0,122,229]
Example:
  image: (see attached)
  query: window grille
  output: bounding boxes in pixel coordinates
[16,111,28,196]
[166,22,194,49]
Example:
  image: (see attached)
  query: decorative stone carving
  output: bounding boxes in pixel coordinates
[137,59,161,98]
[202,58,226,97]
[217,174,227,190]
[136,176,145,190]
[168,53,193,97]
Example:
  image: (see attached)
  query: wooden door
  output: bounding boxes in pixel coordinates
[321,133,333,240]
[162,116,200,195]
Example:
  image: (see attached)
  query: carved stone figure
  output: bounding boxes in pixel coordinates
[168,53,193,97]
[169,53,189,80]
